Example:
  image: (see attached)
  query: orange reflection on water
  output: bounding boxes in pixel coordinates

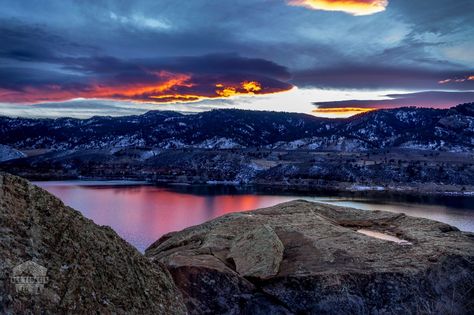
[37,182,474,252]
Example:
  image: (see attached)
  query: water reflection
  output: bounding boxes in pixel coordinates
[37,181,474,252]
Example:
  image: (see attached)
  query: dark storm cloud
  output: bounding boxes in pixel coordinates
[0,20,96,63]
[314,91,474,109]
[156,54,291,80]
[393,1,474,35]
[371,36,458,68]
[293,65,474,90]
[0,67,87,91]
[62,54,291,81]
[0,22,60,62]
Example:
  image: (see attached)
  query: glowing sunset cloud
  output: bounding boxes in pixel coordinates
[312,107,376,118]
[288,0,388,16]
[91,72,194,99]
[216,81,263,97]
[242,81,262,92]
[0,72,291,104]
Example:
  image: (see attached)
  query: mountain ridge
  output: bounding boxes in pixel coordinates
[0,103,473,152]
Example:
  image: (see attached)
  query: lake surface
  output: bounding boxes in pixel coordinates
[36,181,474,252]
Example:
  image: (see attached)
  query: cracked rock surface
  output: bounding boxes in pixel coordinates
[146,200,474,315]
[0,173,187,314]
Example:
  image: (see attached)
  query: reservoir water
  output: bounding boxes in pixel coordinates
[36,181,474,252]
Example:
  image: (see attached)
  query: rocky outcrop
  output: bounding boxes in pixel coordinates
[146,200,474,315]
[0,173,187,314]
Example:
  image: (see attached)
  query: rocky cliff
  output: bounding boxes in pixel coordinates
[146,200,474,314]
[0,173,187,314]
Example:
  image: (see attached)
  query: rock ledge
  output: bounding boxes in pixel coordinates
[146,200,474,314]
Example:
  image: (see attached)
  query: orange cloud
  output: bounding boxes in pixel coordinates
[312,107,376,118]
[216,81,263,97]
[288,0,388,16]
[438,79,452,84]
[242,81,262,92]
[438,75,474,84]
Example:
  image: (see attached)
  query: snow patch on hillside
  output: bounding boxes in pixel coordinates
[197,137,243,149]
[0,144,26,162]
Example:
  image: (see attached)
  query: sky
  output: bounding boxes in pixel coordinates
[0,0,473,118]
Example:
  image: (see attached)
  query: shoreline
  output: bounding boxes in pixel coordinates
[26,174,474,198]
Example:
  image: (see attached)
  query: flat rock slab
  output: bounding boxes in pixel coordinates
[0,173,187,315]
[146,200,474,315]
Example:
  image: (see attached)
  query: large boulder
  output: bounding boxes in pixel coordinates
[146,200,474,315]
[0,173,187,314]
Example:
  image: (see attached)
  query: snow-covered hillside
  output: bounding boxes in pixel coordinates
[0,103,473,152]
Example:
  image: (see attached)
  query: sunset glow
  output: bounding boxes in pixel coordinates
[288,0,388,16]
[312,107,376,118]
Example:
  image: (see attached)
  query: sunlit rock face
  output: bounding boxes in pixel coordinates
[147,200,474,315]
[0,173,187,315]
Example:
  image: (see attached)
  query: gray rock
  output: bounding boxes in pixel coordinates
[146,200,474,315]
[0,173,187,314]
[228,224,283,279]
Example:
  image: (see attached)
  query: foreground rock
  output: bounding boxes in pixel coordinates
[0,173,186,314]
[146,200,474,314]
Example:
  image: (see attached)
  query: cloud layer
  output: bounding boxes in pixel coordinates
[0,0,473,117]
[294,65,474,91]
[0,45,293,103]
[0,20,293,104]
[313,91,474,110]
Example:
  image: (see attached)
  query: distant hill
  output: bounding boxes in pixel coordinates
[0,103,473,152]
